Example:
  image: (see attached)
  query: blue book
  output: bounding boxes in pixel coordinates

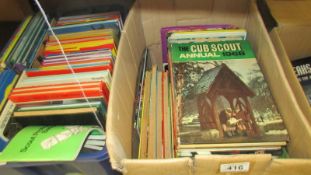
[52,19,121,42]
[0,69,17,107]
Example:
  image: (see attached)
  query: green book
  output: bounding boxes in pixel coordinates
[0,125,103,162]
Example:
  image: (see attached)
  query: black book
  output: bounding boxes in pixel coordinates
[292,56,311,105]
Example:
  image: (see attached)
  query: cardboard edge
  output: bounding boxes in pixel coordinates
[264,158,311,175]
[122,158,193,175]
[269,28,311,120]
[107,1,146,171]
[247,2,311,158]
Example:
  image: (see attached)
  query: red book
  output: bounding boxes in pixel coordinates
[10,88,104,103]
[101,81,110,104]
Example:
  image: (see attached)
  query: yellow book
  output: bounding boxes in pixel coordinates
[45,39,115,52]
[138,71,151,159]
[13,107,99,117]
[147,65,157,159]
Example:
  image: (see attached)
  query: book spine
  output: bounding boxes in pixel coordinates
[26,65,112,77]
[10,88,104,103]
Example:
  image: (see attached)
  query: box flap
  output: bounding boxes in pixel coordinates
[122,158,193,175]
[264,0,311,59]
[269,29,311,119]
[265,0,311,26]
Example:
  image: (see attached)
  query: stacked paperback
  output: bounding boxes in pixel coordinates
[0,11,123,161]
[0,13,48,113]
[0,13,48,71]
[136,25,289,159]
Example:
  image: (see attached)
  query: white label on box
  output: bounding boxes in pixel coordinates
[220,162,250,173]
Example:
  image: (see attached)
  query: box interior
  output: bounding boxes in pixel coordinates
[106,0,311,172]
[265,0,311,60]
[269,29,311,124]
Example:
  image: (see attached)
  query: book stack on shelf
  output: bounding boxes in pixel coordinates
[0,13,48,151]
[135,25,290,159]
[0,11,123,163]
[0,13,48,113]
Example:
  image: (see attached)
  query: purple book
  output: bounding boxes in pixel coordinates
[160,24,237,64]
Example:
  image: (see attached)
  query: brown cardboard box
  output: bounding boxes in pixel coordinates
[107,0,311,174]
[266,0,311,126]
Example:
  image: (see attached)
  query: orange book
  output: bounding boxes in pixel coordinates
[11,81,101,94]
[9,81,107,104]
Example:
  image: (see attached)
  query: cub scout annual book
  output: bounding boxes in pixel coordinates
[169,40,289,149]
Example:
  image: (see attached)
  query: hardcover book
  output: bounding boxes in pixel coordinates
[292,56,311,105]
[169,40,289,149]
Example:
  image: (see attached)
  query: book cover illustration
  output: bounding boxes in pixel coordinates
[170,40,288,147]
[160,24,236,63]
[292,56,311,105]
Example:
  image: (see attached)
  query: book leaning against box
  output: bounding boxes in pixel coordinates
[168,31,289,157]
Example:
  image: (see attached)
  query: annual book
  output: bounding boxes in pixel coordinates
[168,40,289,149]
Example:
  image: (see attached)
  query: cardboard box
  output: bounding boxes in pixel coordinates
[263,0,311,125]
[107,0,311,174]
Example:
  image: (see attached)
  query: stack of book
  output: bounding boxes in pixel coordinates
[135,25,290,159]
[0,13,48,115]
[138,64,174,159]
[0,11,123,161]
[166,25,289,157]
[7,11,122,132]
[0,13,48,72]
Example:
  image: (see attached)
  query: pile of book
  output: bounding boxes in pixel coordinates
[0,13,48,114]
[0,11,123,161]
[137,63,174,159]
[0,13,47,71]
[136,24,290,159]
